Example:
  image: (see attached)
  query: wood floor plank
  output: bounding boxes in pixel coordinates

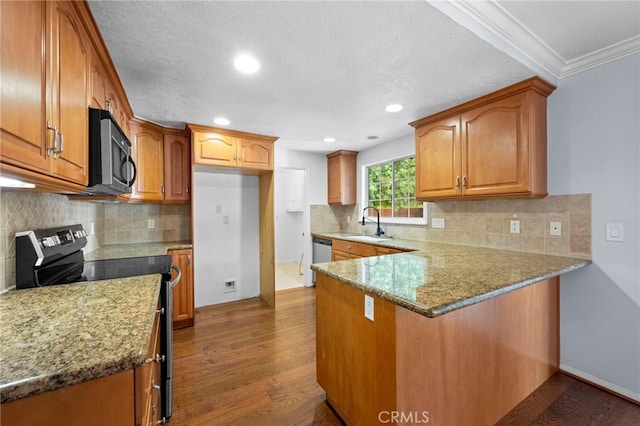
[170,287,639,425]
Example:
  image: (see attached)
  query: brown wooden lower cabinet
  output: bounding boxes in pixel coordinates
[331,239,404,261]
[1,307,162,426]
[170,248,194,329]
[316,273,559,426]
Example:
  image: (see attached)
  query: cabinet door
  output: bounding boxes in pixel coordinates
[163,133,191,202]
[130,123,164,201]
[332,250,357,261]
[0,1,51,174]
[89,50,107,109]
[327,151,357,205]
[192,132,237,166]
[415,116,461,200]
[49,1,89,185]
[237,138,273,170]
[170,249,194,329]
[461,92,530,197]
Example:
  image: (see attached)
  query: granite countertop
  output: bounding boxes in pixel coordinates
[0,275,161,403]
[311,232,591,318]
[85,241,192,261]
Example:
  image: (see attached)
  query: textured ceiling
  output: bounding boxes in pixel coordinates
[87,0,640,153]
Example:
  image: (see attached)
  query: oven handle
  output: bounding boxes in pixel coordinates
[169,264,182,288]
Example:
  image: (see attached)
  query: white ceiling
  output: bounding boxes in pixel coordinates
[87,0,640,153]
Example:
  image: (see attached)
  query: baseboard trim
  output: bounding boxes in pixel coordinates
[560,364,640,405]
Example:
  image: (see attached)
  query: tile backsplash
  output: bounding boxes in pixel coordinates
[0,191,190,292]
[311,194,591,259]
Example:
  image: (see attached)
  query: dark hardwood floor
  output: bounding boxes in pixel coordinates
[170,287,640,425]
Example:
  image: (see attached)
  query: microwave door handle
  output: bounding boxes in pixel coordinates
[121,155,137,187]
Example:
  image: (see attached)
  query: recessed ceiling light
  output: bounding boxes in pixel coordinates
[234,55,260,74]
[322,137,336,143]
[213,117,230,126]
[385,104,404,113]
[367,135,379,140]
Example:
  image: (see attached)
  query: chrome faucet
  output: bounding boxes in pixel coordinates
[361,206,384,237]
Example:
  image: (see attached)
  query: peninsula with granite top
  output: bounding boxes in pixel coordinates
[310,233,590,426]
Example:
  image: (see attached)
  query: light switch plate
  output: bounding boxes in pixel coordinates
[364,295,374,321]
[606,223,624,242]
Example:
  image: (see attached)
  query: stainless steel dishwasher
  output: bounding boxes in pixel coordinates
[312,237,332,284]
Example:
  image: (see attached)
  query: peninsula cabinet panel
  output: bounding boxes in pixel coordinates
[316,273,397,426]
[411,77,555,201]
[0,0,89,190]
[316,273,559,426]
[327,150,358,205]
[129,122,164,202]
[163,133,191,203]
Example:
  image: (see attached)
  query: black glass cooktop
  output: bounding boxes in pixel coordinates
[34,253,172,287]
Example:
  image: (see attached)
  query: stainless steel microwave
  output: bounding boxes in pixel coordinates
[84,107,136,196]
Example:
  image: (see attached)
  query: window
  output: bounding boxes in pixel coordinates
[364,156,425,223]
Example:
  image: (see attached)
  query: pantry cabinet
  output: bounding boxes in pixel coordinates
[189,124,277,171]
[0,0,89,191]
[327,150,358,205]
[170,249,194,328]
[411,77,556,201]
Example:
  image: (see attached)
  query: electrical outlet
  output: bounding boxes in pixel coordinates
[431,217,445,229]
[147,219,155,229]
[90,222,95,235]
[216,204,222,213]
[550,221,562,236]
[510,220,520,234]
[223,215,230,224]
[364,295,374,321]
[224,280,236,293]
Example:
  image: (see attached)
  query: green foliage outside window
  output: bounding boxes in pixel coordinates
[367,157,423,218]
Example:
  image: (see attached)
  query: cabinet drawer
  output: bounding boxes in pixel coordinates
[332,239,377,258]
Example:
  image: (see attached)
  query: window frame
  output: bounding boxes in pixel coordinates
[361,155,428,225]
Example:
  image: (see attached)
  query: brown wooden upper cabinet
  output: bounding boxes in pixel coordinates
[163,132,191,203]
[189,124,277,171]
[327,150,358,205]
[128,119,191,204]
[410,77,556,201]
[0,1,89,191]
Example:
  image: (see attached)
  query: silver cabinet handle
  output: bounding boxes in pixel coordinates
[46,121,58,157]
[462,175,467,188]
[156,418,166,425]
[157,307,165,315]
[455,176,460,189]
[151,380,161,391]
[145,353,164,364]
[53,132,64,159]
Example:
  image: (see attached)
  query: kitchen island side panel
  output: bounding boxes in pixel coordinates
[395,277,559,426]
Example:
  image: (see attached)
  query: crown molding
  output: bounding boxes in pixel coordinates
[428,0,640,81]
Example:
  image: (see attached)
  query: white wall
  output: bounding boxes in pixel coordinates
[548,53,640,400]
[192,170,260,307]
[275,147,327,285]
[275,168,305,264]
